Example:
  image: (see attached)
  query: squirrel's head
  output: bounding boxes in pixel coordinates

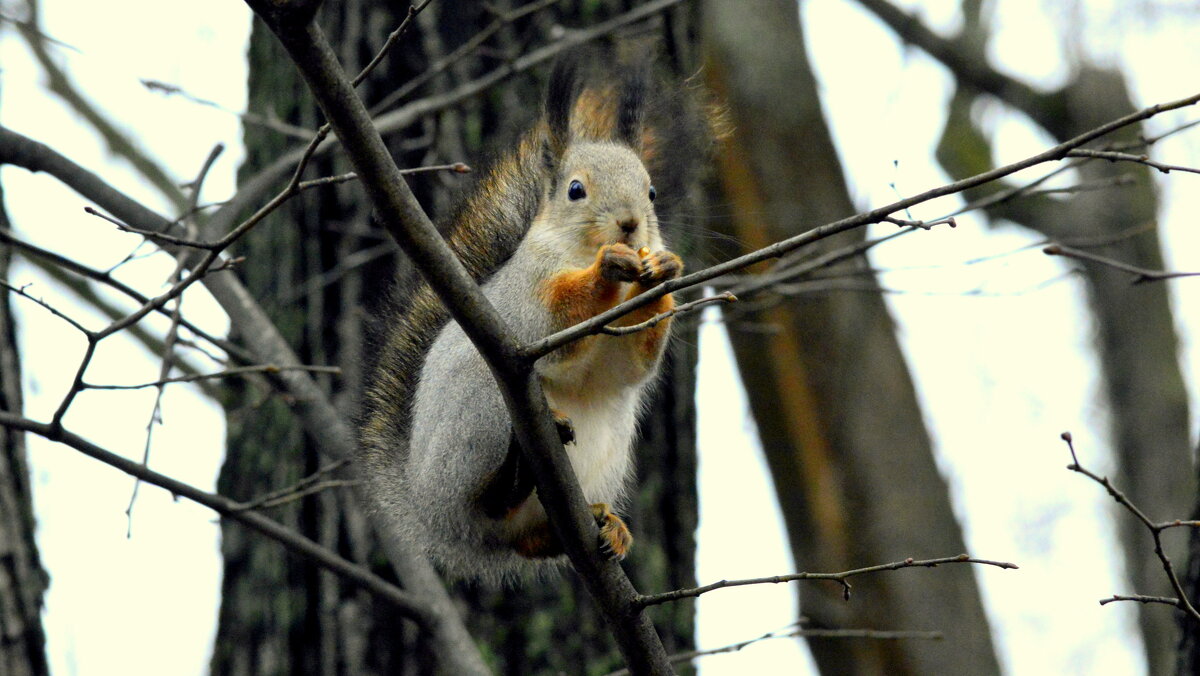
[529,54,661,263]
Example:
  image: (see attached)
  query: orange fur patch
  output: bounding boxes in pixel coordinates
[512,519,561,559]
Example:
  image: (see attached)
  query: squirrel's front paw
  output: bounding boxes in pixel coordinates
[598,243,643,282]
[591,503,633,560]
[638,250,683,287]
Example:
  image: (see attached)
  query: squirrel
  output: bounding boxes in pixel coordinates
[360,53,699,583]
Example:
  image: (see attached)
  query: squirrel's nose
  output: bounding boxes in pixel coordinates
[618,217,640,234]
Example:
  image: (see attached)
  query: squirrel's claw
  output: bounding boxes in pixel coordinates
[591,503,633,560]
[551,410,575,445]
[638,250,683,287]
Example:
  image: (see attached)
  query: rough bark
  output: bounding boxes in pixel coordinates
[0,178,51,676]
[701,1,1002,673]
[212,2,700,674]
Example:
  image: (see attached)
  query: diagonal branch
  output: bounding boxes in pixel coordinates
[636,555,1018,608]
[1043,244,1200,284]
[0,411,433,624]
[1059,432,1200,622]
[208,0,686,240]
[245,4,673,672]
[0,126,489,676]
[519,89,1200,360]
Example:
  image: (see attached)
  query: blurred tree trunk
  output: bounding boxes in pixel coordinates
[923,14,1193,668]
[700,1,1001,674]
[1181,456,1200,673]
[211,3,701,674]
[937,72,1190,676]
[0,183,51,676]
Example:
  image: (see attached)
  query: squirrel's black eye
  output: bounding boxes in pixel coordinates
[567,180,586,201]
[648,185,657,202]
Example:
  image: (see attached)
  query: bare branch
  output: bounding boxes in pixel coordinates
[142,78,315,141]
[83,364,341,391]
[1,225,246,362]
[636,555,1018,608]
[1058,432,1200,623]
[295,161,470,191]
[606,624,943,676]
[1100,594,1187,609]
[370,0,568,113]
[0,279,93,336]
[84,206,217,250]
[1043,244,1200,284]
[1066,148,1200,176]
[245,6,671,671]
[0,412,433,624]
[211,0,687,240]
[351,0,434,88]
[599,292,737,337]
[16,0,186,208]
[521,89,1200,361]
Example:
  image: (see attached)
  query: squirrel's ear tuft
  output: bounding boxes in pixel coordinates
[614,61,649,150]
[544,55,584,166]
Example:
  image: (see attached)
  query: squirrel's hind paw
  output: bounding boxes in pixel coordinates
[551,409,575,445]
[591,503,633,560]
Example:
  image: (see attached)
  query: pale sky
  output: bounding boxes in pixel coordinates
[3,1,1199,675]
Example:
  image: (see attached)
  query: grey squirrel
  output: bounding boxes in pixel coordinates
[360,54,691,583]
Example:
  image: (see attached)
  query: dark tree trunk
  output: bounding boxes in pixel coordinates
[211,3,701,674]
[701,1,1002,673]
[0,182,51,676]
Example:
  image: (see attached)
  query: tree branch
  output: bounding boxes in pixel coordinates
[519,89,1200,361]
[0,124,489,676]
[1059,432,1200,623]
[245,4,673,671]
[1043,244,1200,284]
[0,412,433,624]
[636,555,1018,608]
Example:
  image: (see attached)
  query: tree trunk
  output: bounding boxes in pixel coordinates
[211,3,701,674]
[701,1,1002,673]
[0,182,51,676]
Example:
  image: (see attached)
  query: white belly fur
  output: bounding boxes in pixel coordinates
[543,384,641,506]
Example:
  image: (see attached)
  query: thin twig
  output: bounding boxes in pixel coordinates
[1043,244,1200,284]
[1066,148,1200,176]
[84,206,217,249]
[352,0,435,88]
[1100,594,1185,608]
[370,0,568,114]
[521,88,1200,361]
[1,280,94,336]
[600,292,736,336]
[605,624,943,676]
[0,411,433,623]
[636,554,1018,608]
[1,226,246,361]
[1059,432,1200,622]
[142,79,315,140]
[83,364,341,390]
[295,162,469,191]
